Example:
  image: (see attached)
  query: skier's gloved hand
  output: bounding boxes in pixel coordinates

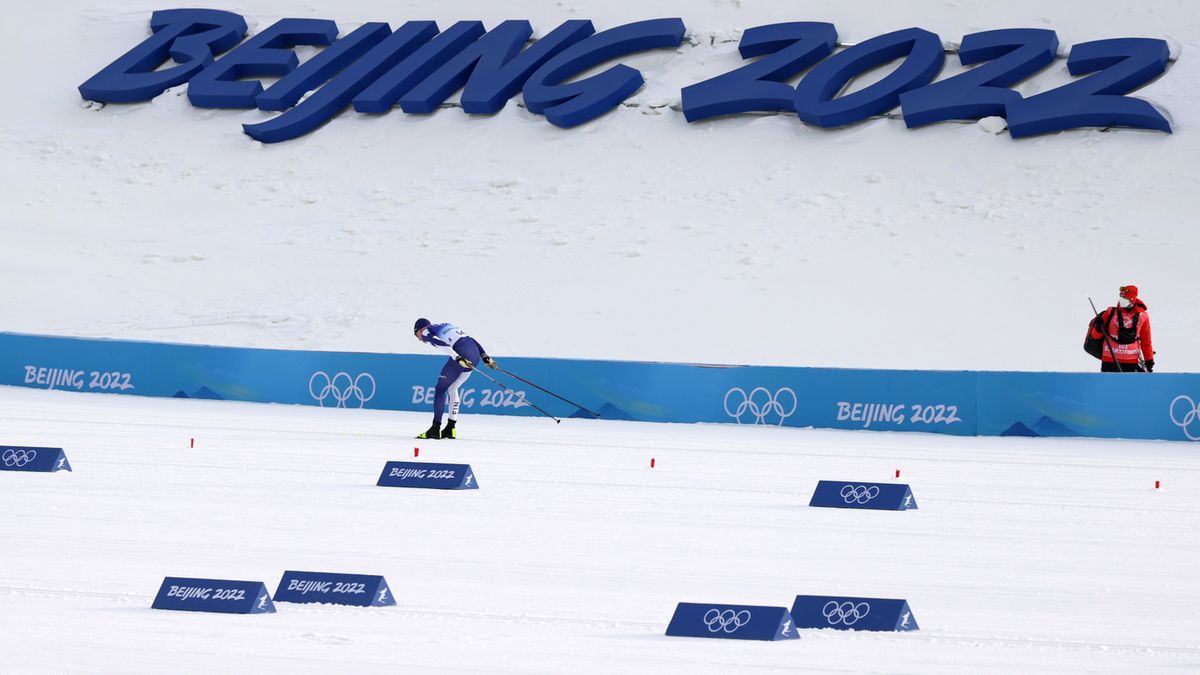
[456,357,474,370]
[1145,359,1155,372]
[483,355,498,369]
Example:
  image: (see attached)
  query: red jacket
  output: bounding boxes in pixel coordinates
[1088,300,1153,364]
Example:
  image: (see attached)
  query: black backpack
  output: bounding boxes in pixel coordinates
[1084,309,1140,359]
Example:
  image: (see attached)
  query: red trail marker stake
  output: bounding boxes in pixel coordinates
[414,447,420,458]
[895,469,900,478]
[189,438,194,449]
[650,458,656,469]
[1155,480,1160,489]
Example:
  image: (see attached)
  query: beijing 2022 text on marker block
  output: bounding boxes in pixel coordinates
[274,571,396,607]
[665,603,800,641]
[151,577,276,614]
[0,446,71,473]
[791,595,918,632]
[376,461,478,490]
[809,480,918,511]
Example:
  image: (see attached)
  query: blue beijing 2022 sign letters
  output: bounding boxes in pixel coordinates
[79,11,1175,142]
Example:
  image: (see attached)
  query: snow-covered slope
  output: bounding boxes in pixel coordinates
[2,386,1197,673]
[1,0,1197,371]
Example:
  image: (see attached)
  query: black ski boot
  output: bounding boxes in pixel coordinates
[417,422,441,440]
[441,420,457,439]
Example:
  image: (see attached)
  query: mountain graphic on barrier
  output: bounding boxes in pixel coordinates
[1000,416,1080,438]
[571,402,635,421]
[1032,415,1080,437]
[172,386,225,400]
[1000,421,1038,437]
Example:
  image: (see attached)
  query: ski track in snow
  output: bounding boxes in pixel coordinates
[1,385,1198,673]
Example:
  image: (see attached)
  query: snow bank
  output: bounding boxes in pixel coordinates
[1,1,1196,371]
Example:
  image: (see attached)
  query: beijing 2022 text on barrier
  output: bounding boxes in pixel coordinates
[2,332,1198,443]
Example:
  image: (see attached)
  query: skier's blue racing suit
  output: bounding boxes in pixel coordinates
[418,323,488,425]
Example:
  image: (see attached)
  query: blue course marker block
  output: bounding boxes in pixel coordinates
[809,480,917,510]
[275,571,396,607]
[0,446,71,473]
[791,595,918,631]
[376,461,477,489]
[666,603,800,641]
[152,577,276,614]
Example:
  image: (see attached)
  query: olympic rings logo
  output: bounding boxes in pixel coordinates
[703,608,751,633]
[309,372,377,408]
[840,484,880,504]
[724,387,798,426]
[1169,395,1200,441]
[2,448,38,468]
[822,601,871,626]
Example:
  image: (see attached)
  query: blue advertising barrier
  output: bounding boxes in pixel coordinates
[0,446,71,473]
[666,603,800,641]
[377,461,477,490]
[790,595,918,632]
[151,577,276,614]
[809,481,918,511]
[978,371,1200,442]
[274,571,396,607]
[1,331,1198,443]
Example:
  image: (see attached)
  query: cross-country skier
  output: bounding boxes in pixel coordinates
[1087,285,1155,372]
[413,318,498,439]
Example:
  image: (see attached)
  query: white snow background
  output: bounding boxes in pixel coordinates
[1,1,1199,673]
[1,0,1197,370]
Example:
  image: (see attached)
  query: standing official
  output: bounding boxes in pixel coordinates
[1087,285,1155,372]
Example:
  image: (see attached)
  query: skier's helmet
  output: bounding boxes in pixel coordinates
[414,318,432,334]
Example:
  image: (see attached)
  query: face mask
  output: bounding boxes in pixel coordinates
[1118,297,1133,309]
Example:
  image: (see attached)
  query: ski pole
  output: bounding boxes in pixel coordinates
[496,366,601,418]
[1089,297,1126,372]
[470,364,561,423]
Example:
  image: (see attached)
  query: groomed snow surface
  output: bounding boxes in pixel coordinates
[2,385,1197,673]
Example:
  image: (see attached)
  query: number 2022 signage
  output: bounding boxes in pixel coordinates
[78,10,1175,143]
